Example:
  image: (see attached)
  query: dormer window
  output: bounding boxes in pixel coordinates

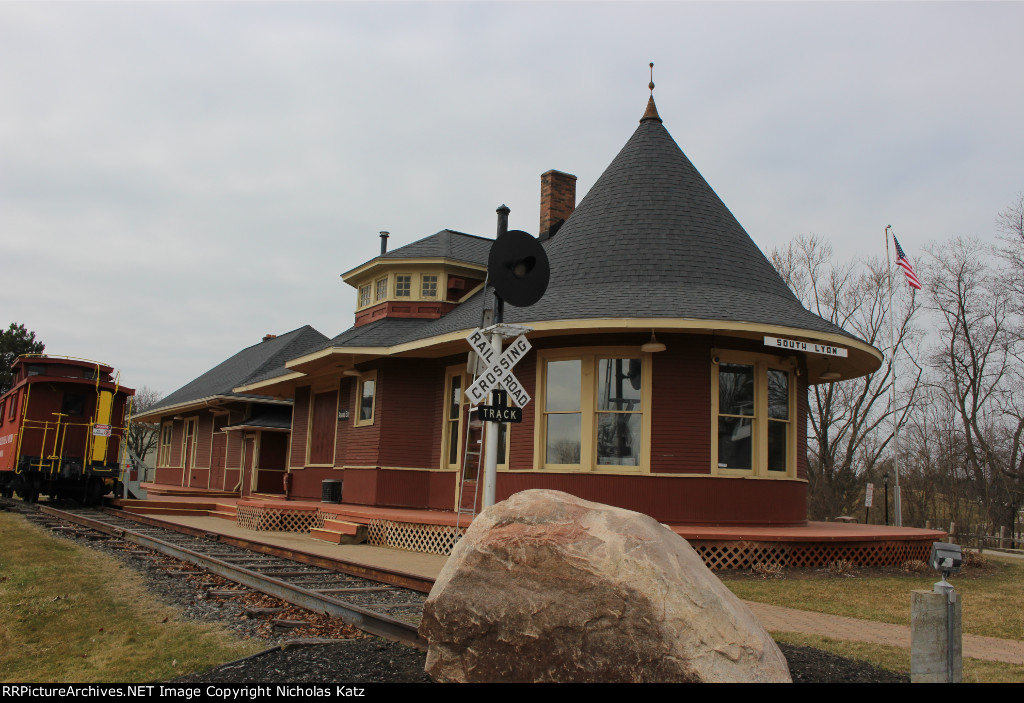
[358,284,371,308]
[422,275,438,298]
[395,275,412,297]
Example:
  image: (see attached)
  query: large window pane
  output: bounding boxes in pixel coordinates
[768,421,788,471]
[545,360,581,411]
[718,417,752,469]
[719,363,754,416]
[597,413,641,465]
[546,414,581,463]
[597,358,642,411]
[768,369,789,420]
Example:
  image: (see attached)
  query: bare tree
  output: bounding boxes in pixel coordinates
[126,386,162,467]
[925,236,1024,533]
[771,235,923,520]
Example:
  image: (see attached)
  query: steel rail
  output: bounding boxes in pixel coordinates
[36,505,427,650]
[97,507,435,592]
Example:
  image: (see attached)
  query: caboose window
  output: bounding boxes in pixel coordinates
[28,365,45,377]
[61,393,85,417]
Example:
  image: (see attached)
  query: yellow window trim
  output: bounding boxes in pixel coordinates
[441,365,466,471]
[440,364,512,472]
[354,270,452,311]
[533,346,652,474]
[710,348,797,479]
[354,370,377,427]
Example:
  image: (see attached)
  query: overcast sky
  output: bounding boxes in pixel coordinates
[3,1,1022,397]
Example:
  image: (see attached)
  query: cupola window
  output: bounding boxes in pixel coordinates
[422,275,438,298]
[395,275,412,297]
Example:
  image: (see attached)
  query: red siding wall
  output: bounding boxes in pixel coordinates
[196,413,213,469]
[377,358,446,469]
[309,390,337,465]
[226,410,243,469]
[493,473,806,526]
[290,386,310,468]
[346,377,381,466]
[334,379,353,467]
[650,334,712,473]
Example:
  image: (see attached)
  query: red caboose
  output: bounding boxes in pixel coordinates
[0,355,135,504]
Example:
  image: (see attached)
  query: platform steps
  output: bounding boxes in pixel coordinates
[140,484,239,499]
[112,498,218,518]
[309,518,368,545]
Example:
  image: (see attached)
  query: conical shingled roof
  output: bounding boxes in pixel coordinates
[505,103,852,338]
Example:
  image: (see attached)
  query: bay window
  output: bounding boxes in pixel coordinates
[538,349,650,471]
[712,351,795,477]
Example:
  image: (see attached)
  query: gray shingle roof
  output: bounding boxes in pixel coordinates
[326,318,437,348]
[322,104,854,349]
[505,111,853,338]
[147,325,328,413]
[378,229,490,266]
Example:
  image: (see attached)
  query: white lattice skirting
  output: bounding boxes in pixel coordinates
[236,505,325,533]
[366,519,465,556]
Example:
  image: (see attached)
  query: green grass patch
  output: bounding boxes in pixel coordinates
[723,556,1024,641]
[0,512,262,683]
[773,632,1024,684]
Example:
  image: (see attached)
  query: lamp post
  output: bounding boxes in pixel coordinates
[884,471,890,526]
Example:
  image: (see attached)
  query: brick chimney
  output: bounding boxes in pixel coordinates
[539,169,577,241]
[262,334,277,342]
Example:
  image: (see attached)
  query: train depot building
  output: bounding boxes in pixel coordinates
[133,96,941,566]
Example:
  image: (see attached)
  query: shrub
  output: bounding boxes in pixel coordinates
[901,559,929,573]
[827,559,855,576]
[751,561,785,579]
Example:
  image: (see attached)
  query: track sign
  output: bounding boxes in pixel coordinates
[465,329,532,407]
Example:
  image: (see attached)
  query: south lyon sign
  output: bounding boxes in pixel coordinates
[465,328,532,407]
[763,336,849,358]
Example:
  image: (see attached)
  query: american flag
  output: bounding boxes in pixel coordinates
[893,236,922,290]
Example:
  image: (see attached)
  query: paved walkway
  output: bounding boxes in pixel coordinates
[147,513,1024,666]
[747,602,1024,666]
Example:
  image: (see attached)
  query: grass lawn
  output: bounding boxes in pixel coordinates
[722,554,1024,683]
[0,512,263,683]
[721,554,1024,641]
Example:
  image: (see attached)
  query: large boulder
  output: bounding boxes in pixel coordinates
[419,489,790,683]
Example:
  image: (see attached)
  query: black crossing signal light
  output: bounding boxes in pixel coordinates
[487,230,550,308]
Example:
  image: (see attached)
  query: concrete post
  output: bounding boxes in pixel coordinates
[911,590,962,683]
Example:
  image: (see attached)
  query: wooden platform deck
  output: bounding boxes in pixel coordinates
[122,484,945,569]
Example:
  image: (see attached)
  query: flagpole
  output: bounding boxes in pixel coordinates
[885,225,902,527]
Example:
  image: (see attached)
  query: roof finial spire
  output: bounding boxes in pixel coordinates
[641,61,662,124]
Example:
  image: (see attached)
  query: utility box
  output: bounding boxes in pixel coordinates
[911,589,962,683]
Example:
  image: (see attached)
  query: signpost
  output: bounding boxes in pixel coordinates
[865,482,874,523]
[465,325,532,508]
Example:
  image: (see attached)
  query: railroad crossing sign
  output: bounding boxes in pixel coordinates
[465,327,532,408]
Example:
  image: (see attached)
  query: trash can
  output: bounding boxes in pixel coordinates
[321,479,342,504]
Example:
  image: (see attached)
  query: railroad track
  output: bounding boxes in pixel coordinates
[0,497,430,649]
